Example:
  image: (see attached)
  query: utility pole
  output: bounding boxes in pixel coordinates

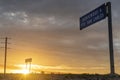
[4,37,8,78]
[1,37,11,78]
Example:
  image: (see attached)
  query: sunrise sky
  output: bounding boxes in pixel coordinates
[0,0,120,74]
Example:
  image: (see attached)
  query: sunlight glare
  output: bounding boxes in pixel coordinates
[11,69,29,74]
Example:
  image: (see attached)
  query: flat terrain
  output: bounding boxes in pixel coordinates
[0,74,120,80]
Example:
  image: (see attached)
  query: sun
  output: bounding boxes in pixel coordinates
[11,64,31,74]
[21,69,29,75]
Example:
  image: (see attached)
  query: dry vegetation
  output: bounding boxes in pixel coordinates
[0,73,120,80]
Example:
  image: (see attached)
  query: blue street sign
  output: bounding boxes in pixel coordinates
[80,4,107,30]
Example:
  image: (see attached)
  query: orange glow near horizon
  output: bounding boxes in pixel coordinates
[9,64,30,74]
[0,63,110,74]
[9,64,72,74]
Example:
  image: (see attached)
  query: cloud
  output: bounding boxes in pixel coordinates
[2,11,29,24]
[114,39,120,52]
[15,64,72,70]
[13,64,108,73]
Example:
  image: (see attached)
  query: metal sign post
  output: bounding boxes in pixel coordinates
[106,2,115,75]
[80,2,115,74]
[25,58,32,73]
